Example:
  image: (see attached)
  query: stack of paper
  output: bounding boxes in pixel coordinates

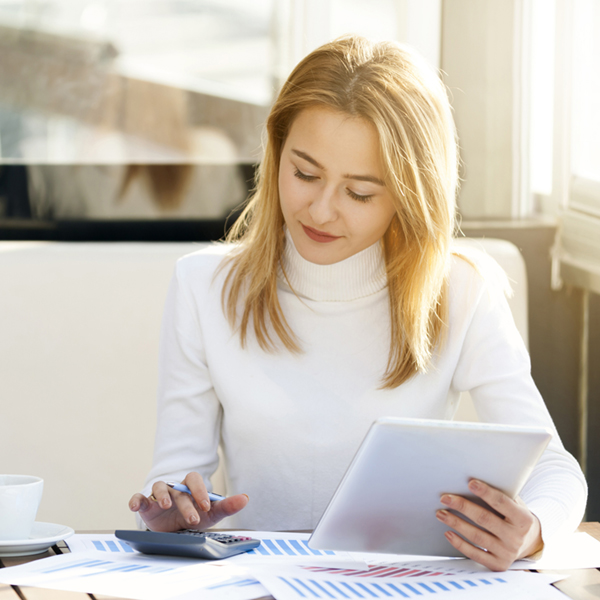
[1,530,599,600]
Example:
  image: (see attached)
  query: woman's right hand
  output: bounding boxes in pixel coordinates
[128,471,249,532]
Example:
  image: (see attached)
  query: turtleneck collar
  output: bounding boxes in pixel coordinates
[279,229,387,302]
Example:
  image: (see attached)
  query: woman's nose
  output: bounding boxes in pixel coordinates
[308,187,338,225]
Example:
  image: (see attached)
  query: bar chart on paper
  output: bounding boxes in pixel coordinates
[272,574,510,598]
[67,533,337,558]
[253,565,566,600]
[258,571,564,600]
[248,539,335,557]
[0,551,268,600]
[225,532,362,568]
[66,532,362,570]
[301,563,462,578]
[67,534,137,554]
[38,556,177,575]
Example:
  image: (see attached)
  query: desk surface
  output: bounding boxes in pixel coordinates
[2,524,600,600]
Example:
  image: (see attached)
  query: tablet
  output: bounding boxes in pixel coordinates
[309,417,551,557]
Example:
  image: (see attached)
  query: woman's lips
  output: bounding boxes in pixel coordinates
[301,224,341,243]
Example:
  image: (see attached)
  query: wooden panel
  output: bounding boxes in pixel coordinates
[579,522,600,539]
[542,569,600,600]
[92,596,135,600]
[0,550,56,569]
[0,583,21,600]
[17,589,92,600]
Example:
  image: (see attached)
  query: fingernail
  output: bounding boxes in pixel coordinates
[161,499,170,509]
[436,509,449,521]
[441,494,452,505]
[189,514,199,525]
[201,500,211,511]
[243,494,249,501]
[445,531,455,541]
[469,480,480,491]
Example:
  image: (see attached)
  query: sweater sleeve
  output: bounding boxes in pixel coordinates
[137,257,223,528]
[450,257,587,545]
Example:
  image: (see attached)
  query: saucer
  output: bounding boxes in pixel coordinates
[0,522,74,557]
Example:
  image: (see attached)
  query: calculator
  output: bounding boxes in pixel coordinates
[115,529,261,560]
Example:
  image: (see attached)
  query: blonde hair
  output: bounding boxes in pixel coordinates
[222,35,458,388]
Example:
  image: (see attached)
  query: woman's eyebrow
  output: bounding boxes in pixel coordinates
[292,148,385,187]
[292,149,324,169]
[344,173,385,186]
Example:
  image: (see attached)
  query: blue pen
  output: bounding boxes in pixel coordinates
[166,482,225,503]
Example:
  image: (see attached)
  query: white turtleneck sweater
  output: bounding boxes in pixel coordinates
[142,236,586,543]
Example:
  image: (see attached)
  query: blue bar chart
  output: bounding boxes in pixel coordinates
[249,539,336,557]
[67,534,138,554]
[0,551,268,600]
[40,557,175,576]
[254,566,565,600]
[91,539,136,553]
[275,575,508,598]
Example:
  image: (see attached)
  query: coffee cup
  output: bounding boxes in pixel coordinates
[0,475,44,540]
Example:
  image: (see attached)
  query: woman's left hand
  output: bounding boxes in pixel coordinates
[436,479,543,571]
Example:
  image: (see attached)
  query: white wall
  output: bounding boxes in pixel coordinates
[441,0,523,219]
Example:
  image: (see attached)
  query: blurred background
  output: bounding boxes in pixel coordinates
[1,0,600,525]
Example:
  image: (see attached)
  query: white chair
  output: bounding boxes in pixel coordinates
[0,242,204,530]
[0,237,527,530]
[452,238,529,421]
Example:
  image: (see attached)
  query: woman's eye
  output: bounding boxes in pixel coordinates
[346,188,374,203]
[294,168,317,182]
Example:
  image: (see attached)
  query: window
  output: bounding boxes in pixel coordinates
[552,0,600,294]
[0,0,441,238]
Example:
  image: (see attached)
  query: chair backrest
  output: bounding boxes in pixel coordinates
[0,242,203,530]
[452,238,529,421]
[0,237,527,529]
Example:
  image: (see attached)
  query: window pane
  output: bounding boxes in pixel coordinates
[572,0,600,181]
[0,0,273,164]
[529,0,555,197]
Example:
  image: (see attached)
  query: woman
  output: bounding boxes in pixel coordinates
[129,36,586,571]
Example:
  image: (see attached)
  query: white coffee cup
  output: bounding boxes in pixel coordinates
[0,475,44,540]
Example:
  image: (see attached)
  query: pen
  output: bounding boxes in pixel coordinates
[166,482,225,503]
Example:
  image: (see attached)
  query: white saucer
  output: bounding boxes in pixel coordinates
[0,522,74,557]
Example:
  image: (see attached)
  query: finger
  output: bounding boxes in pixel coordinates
[205,494,249,526]
[467,480,523,524]
[183,472,211,513]
[436,508,503,557]
[171,490,201,527]
[440,493,505,537]
[151,481,173,510]
[129,493,150,513]
[444,530,513,572]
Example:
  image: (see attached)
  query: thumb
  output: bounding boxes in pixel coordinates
[208,493,249,521]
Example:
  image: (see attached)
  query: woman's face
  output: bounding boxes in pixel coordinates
[279,106,397,265]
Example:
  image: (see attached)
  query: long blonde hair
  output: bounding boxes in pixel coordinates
[222,35,458,388]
